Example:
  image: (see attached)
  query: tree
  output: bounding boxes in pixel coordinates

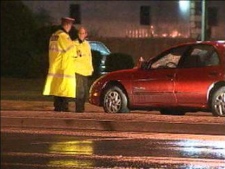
[34,8,53,28]
[1,1,38,77]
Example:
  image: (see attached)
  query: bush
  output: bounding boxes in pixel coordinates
[34,25,61,54]
[27,53,49,78]
[105,53,134,72]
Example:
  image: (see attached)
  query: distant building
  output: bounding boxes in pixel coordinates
[23,1,225,39]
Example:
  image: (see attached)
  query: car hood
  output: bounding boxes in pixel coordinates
[102,68,138,80]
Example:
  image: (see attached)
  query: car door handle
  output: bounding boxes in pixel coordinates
[208,71,220,77]
[166,74,174,78]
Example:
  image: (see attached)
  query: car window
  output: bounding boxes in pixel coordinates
[150,46,188,69]
[89,41,111,55]
[180,44,220,68]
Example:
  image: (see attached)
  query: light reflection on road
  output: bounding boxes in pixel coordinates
[45,137,225,168]
[2,129,225,168]
[48,140,94,168]
[177,140,225,159]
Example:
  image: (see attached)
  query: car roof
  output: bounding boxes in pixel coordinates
[166,40,225,50]
[197,40,225,46]
[147,40,225,62]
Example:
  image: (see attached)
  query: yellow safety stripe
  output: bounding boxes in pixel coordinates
[65,44,75,52]
[48,73,75,78]
[49,44,74,53]
[49,47,66,53]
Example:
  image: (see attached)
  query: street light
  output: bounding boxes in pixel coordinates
[179,0,207,41]
[201,0,206,41]
[179,0,190,15]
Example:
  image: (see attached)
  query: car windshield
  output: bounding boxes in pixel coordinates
[149,45,189,69]
[89,41,111,55]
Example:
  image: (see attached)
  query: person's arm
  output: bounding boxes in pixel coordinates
[58,32,76,54]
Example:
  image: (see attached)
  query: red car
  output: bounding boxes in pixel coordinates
[89,41,225,116]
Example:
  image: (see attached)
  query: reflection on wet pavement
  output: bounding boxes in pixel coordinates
[45,138,225,168]
[177,140,225,159]
[48,140,94,168]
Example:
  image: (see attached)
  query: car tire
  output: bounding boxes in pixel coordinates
[211,86,225,117]
[160,109,185,115]
[103,86,129,113]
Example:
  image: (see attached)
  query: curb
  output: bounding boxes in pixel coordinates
[2,116,225,135]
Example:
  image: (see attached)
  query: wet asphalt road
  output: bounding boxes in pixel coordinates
[1,128,225,169]
[1,101,225,169]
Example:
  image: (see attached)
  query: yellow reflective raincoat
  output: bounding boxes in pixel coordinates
[43,29,77,98]
[74,40,93,76]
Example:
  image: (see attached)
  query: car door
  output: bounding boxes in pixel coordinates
[132,68,176,106]
[132,46,187,106]
[175,44,221,107]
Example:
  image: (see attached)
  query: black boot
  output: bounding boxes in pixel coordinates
[54,97,69,112]
[61,97,69,112]
[75,98,85,112]
[54,97,62,112]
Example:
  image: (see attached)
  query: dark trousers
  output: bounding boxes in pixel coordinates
[54,96,69,112]
[75,73,88,112]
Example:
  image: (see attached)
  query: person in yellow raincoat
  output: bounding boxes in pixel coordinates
[74,27,94,112]
[43,17,77,112]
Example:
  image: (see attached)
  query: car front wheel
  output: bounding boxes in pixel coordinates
[211,86,225,117]
[103,86,129,113]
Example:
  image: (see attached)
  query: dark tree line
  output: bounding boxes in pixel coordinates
[1,1,64,78]
[1,1,37,77]
[1,1,133,79]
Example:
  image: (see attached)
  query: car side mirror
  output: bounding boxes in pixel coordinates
[136,57,149,69]
[136,57,144,68]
